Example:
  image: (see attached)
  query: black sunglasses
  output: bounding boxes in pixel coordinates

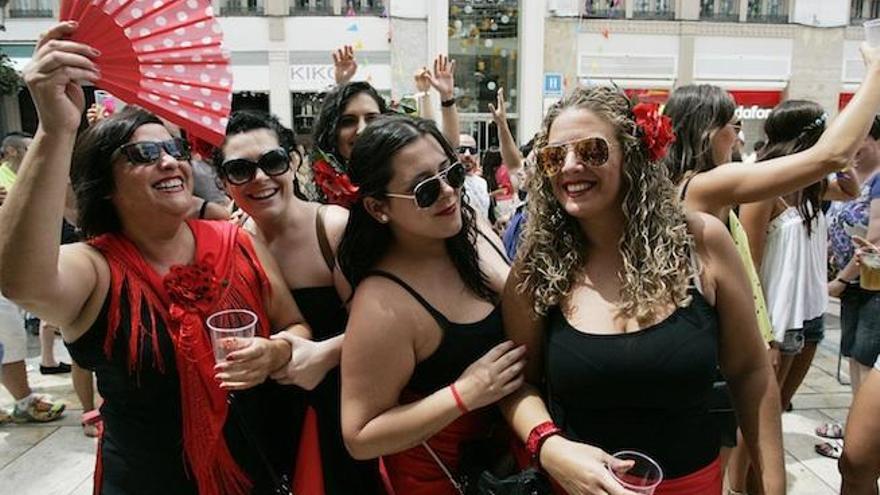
[537,136,610,177]
[221,148,291,185]
[118,138,191,165]
[456,145,478,155]
[386,162,466,209]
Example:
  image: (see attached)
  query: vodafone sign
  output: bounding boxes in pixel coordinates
[729,90,782,120]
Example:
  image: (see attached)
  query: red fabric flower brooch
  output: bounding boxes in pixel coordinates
[164,259,222,315]
[312,149,359,208]
[633,102,675,162]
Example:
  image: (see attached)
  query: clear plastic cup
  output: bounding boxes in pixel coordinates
[607,450,664,495]
[865,19,880,47]
[860,252,880,290]
[207,309,257,363]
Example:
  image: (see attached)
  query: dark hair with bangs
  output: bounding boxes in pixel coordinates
[213,110,306,199]
[313,81,387,167]
[337,114,495,302]
[757,99,827,236]
[70,106,163,238]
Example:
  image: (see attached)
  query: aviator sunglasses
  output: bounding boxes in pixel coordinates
[386,161,466,209]
[221,148,291,186]
[117,138,191,165]
[537,136,611,177]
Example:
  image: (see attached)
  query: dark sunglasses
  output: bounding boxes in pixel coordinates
[456,145,478,155]
[537,136,610,177]
[221,148,290,185]
[118,138,191,165]
[386,161,466,209]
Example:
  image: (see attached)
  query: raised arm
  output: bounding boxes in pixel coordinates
[426,55,461,150]
[687,44,880,214]
[488,88,524,184]
[697,214,785,495]
[0,23,102,332]
[332,45,358,86]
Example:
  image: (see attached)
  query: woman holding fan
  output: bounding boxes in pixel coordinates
[0,22,315,495]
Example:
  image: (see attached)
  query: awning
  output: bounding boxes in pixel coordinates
[839,92,855,110]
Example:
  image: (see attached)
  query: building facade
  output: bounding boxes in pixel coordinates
[0,0,872,150]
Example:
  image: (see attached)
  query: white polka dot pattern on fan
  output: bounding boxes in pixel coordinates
[88,0,233,142]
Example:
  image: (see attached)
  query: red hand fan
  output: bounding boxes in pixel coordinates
[60,0,232,146]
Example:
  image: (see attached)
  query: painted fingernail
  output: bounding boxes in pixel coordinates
[91,48,101,56]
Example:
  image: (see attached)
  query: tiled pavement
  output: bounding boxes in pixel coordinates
[0,300,872,494]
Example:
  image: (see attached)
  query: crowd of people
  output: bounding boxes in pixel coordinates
[1,18,880,495]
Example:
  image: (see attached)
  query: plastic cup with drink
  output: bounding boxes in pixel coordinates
[207,309,257,363]
[607,451,663,495]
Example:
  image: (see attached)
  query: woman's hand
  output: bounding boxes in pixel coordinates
[426,54,456,101]
[215,337,288,390]
[332,44,358,85]
[540,436,640,495]
[86,103,109,127]
[454,340,526,411]
[269,332,335,391]
[488,87,508,127]
[23,22,100,135]
[414,67,432,93]
[861,42,880,69]
[829,278,847,298]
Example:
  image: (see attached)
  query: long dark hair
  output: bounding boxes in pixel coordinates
[662,84,736,184]
[313,81,387,167]
[337,114,495,302]
[214,110,307,199]
[757,100,827,236]
[71,106,164,238]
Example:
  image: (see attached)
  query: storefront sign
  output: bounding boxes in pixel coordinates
[289,64,392,92]
[839,93,855,110]
[729,90,782,120]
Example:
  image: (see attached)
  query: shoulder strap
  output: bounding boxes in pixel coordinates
[366,270,450,328]
[478,229,511,266]
[198,199,209,219]
[679,174,696,201]
[422,441,465,495]
[315,205,336,273]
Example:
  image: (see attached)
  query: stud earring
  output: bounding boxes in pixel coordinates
[379,214,389,223]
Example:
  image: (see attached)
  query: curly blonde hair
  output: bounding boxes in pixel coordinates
[517,86,696,322]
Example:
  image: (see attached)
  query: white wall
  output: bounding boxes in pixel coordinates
[791,0,849,27]
[693,37,792,85]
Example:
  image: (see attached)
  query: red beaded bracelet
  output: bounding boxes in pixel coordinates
[450,383,469,414]
[526,421,562,465]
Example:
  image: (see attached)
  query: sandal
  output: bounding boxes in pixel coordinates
[816,422,844,439]
[81,410,103,438]
[815,441,843,460]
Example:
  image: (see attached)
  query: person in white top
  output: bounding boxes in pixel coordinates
[457,134,492,222]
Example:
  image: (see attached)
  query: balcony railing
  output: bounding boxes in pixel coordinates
[8,9,53,17]
[583,8,625,18]
[219,2,265,16]
[289,1,333,15]
[747,13,788,23]
[633,8,676,19]
[343,1,385,16]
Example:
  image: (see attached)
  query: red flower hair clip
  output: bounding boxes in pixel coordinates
[311,149,360,208]
[633,102,675,162]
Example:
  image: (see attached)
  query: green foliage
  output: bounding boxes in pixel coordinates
[0,52,22,97]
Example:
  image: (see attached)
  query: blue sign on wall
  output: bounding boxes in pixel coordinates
[544,73,563,96]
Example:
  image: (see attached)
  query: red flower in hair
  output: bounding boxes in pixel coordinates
[313,158,360,208]
[633,102,675,162]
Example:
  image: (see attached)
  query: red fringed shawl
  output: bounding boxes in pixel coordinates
[89,220,272,495]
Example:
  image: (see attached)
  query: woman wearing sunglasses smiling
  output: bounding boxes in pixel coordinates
[337,115,524,494]
[0,23,314,495]
[215,110,382,494]
[501,86,784,495]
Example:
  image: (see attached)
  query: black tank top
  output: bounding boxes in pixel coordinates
[66,294,306,494]
[545,290,720,479]
[366,271,505,395]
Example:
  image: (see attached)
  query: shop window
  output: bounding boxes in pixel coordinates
[633,0,675,19]
[700,0,740,21]
[747,0,788,23]
[220,0,265,16]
